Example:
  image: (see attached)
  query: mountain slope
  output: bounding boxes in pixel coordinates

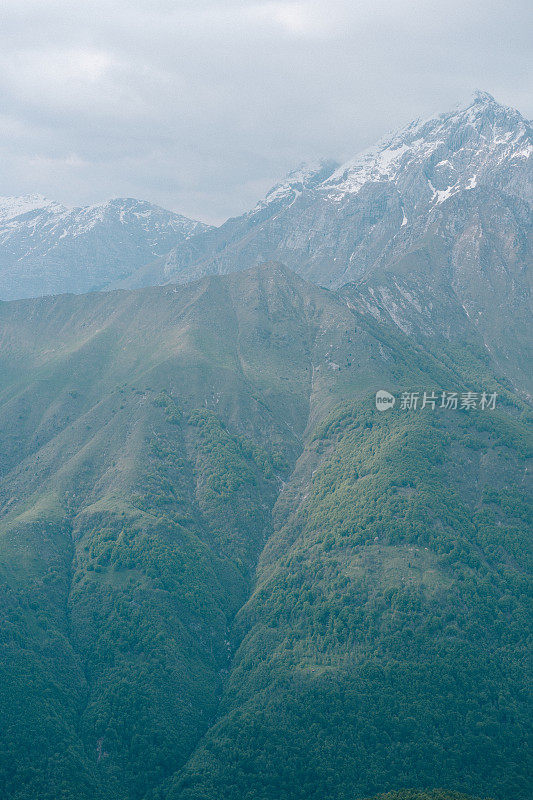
[339,184,533,399]
[124,92,532,395]
[0,195,210,300]
[0,265,531,800]
[170,393,531,800]
[148,92,531,289]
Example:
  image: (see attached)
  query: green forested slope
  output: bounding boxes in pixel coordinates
[0,265,530,800]
[168,402,531,800]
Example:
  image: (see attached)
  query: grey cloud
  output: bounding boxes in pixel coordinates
[0,0,531,223]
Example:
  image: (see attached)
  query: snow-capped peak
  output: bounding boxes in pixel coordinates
[0,194,67,224]
[320,91,532,204]
[0,195,209,242]
[0,194,210,300]
[471,89,496,104]
[254,159,339,211]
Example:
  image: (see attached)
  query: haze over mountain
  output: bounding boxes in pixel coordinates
[0,196,210,300]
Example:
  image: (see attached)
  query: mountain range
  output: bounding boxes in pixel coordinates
[130,91,532,398]
[0,195,210,300]
[2,92,531,397]
[0,92,531,800]
[146,91,531,288]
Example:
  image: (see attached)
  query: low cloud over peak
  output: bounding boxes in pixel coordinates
[1,0,531,224]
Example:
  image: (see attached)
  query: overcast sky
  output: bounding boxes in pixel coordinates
[1,0,531,224]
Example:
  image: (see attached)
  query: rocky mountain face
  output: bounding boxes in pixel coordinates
[0,195,210,300]
[0,264,530,800]
[124,92,531,396]
[339,181,533,398]
[150,92,531,286]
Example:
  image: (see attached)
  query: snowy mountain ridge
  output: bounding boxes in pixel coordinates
[0,196,211,300]
[320,90,531,206]
[253,159,340,211]
[221,91,531,249]
[0,194,66,224]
